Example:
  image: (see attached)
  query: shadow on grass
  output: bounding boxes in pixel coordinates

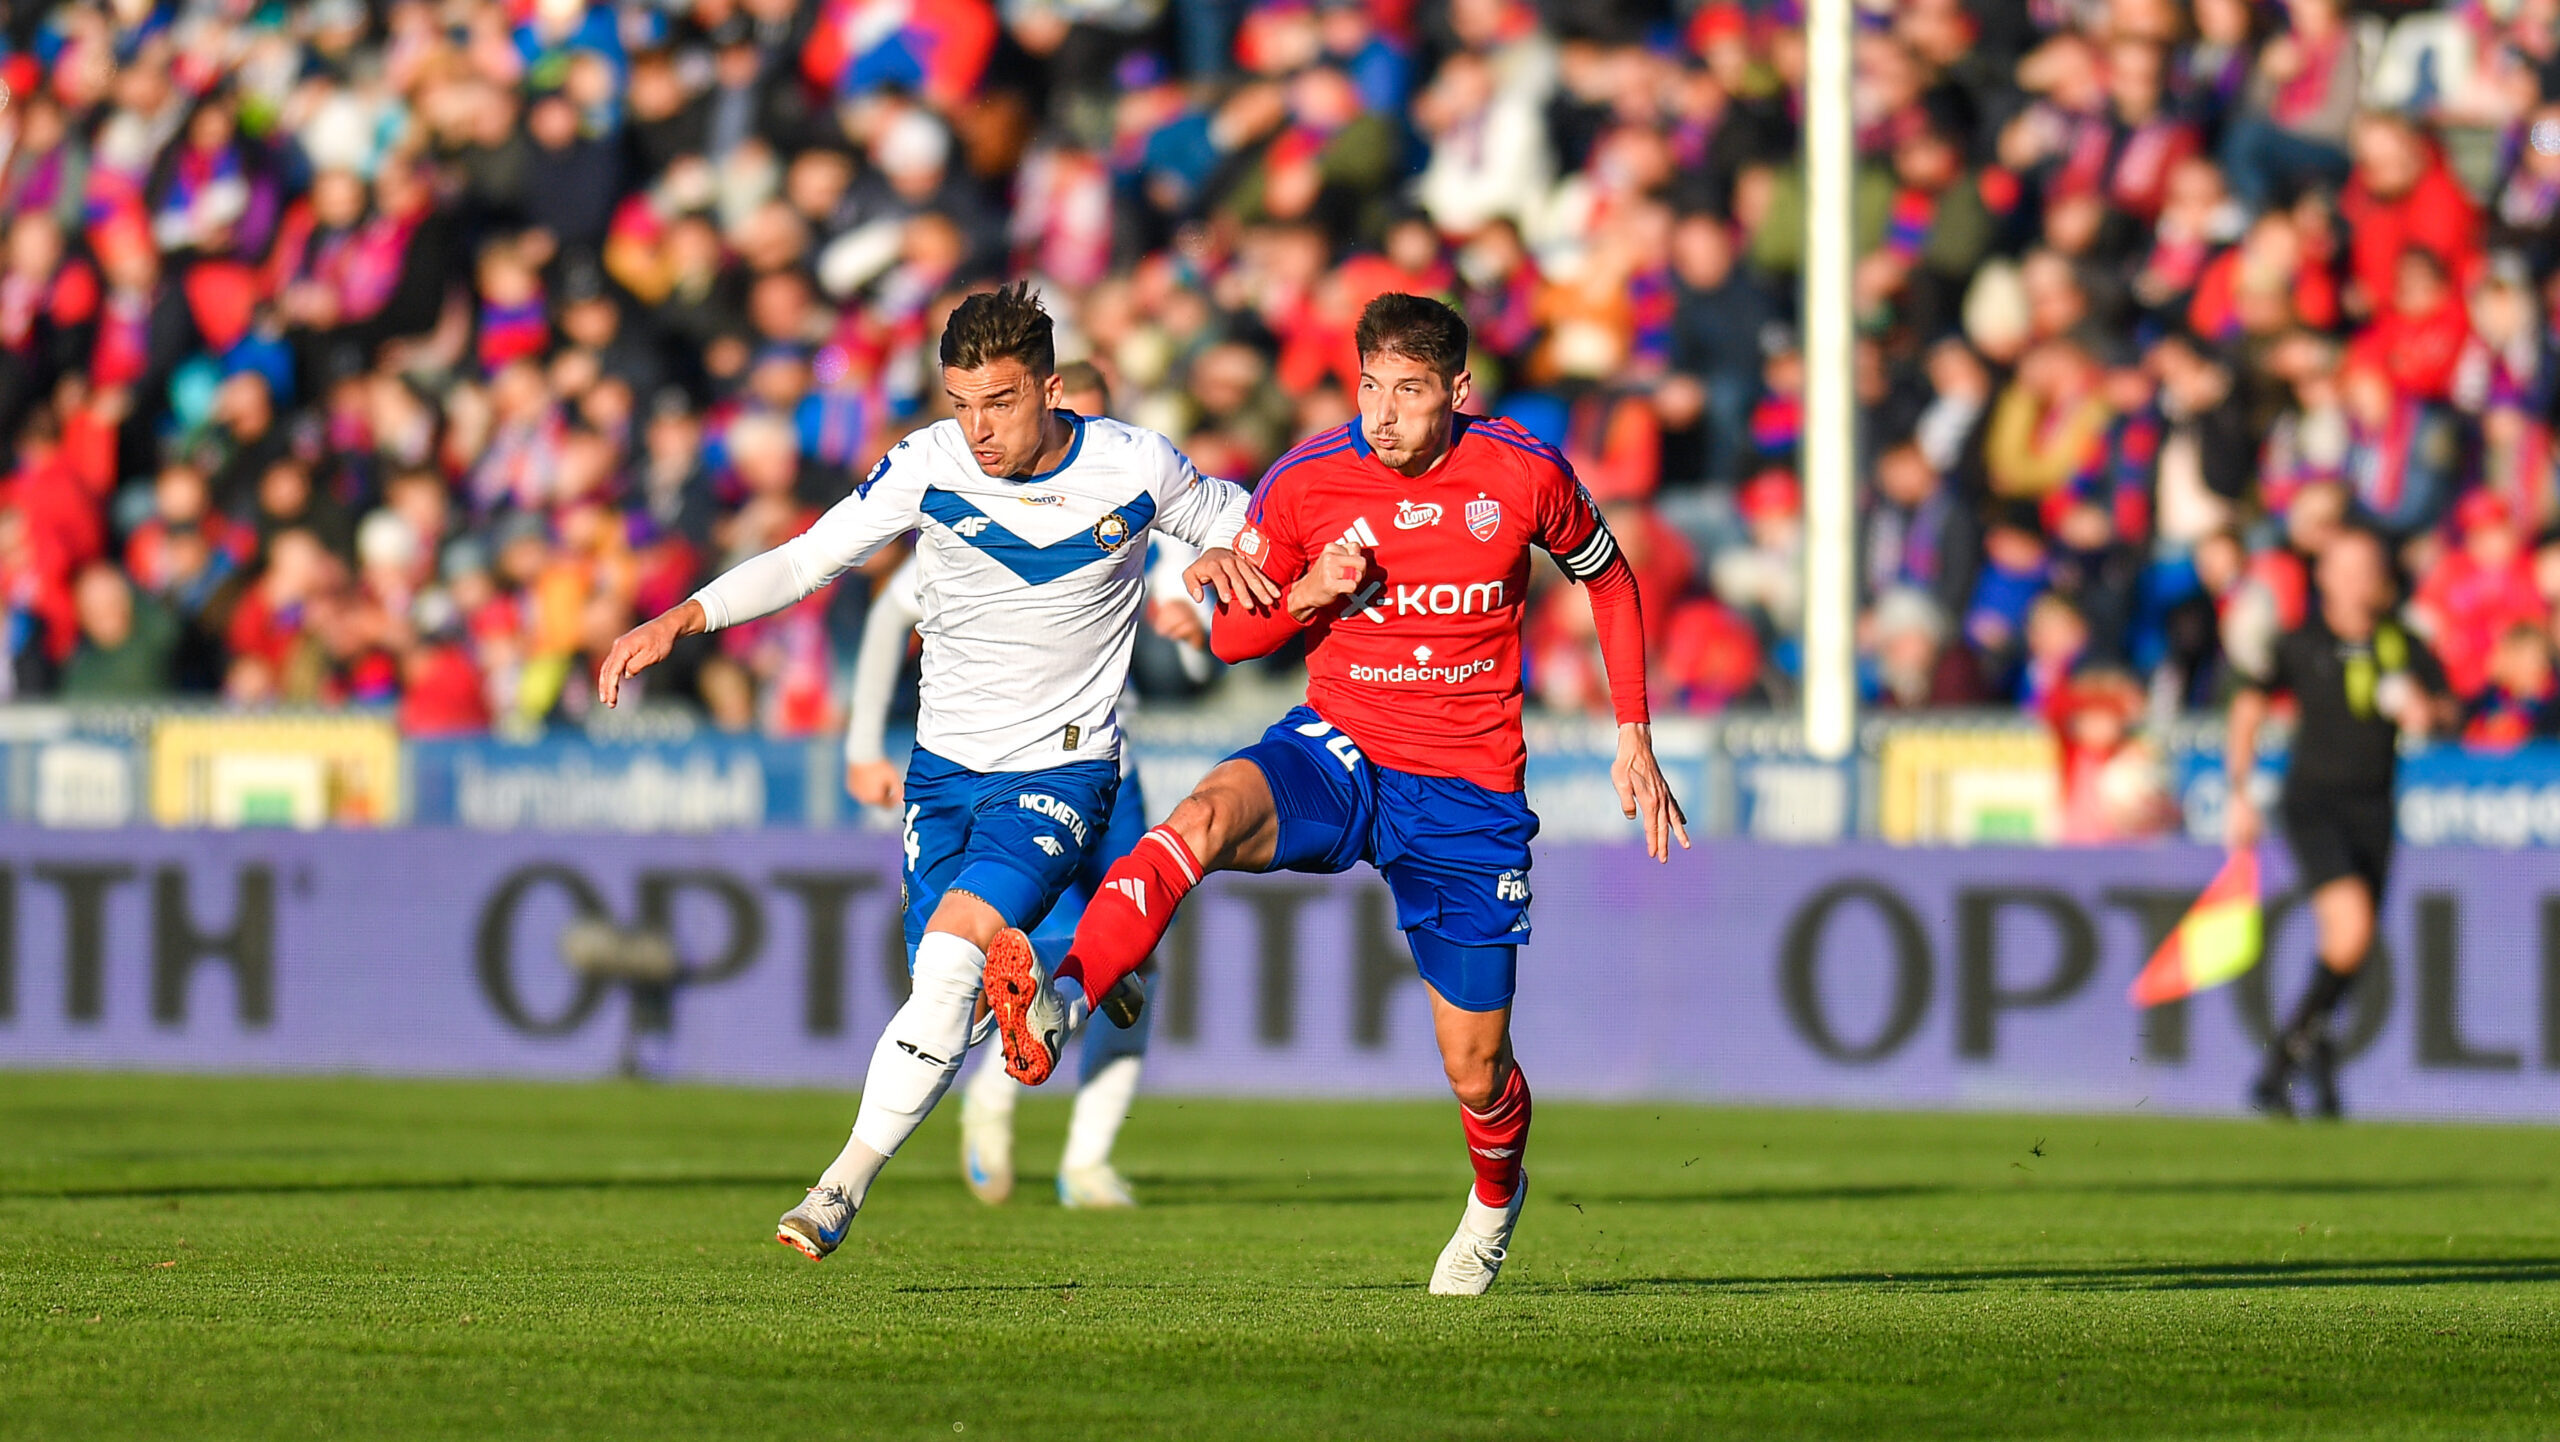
[5,1172,813,1201]
[13,1172,2542,1206]
[1135,1175,2529,1209]
[1534,1256,2560,1296]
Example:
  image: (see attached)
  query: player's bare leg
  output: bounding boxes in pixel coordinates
[784,893,1005,1258]
[986,759,1279,1083]
[2252,876,2372,1119]
[1428,992,1531,1296]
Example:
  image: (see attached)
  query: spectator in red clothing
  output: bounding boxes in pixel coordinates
[2340,112,2484,320]
[1657,595,1766,711]
[2049,669,2178,843]
[2413,491,2548,698]
[2463,623,2560,750]
[225,528,339,677]
[2350,247,2475,402]
[125,460,250,591]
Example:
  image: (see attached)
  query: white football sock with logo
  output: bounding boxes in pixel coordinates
[849,931,985,1162]
[1061,1055,1142,1172]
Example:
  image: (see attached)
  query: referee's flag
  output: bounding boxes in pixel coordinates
[2129,849,2264,1007]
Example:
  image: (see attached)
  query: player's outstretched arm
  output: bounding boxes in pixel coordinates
[1612,722,1692,863]
[1575,542,1688,861]
[1182,547,1281,614]
[597,599,707,708]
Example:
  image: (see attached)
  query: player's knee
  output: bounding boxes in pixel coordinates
[1168,789,1244,864]
[1442,1051,1505,1111]
[925,890,1004,950]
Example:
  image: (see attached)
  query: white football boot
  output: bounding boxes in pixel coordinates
[982,929,1084,1086]
[1429,1172,1527,1296]
[1057,1163,1137,1210]
[959,1079,1017,1205]
[775,1185,855,1261]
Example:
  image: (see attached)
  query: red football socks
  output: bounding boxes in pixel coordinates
[1460,1064,1532,1207]
[1061,825,1202,1001]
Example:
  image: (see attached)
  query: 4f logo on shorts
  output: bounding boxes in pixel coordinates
[1032,835,1063,857]
[901,804,922,871]
[949,514,993,539]
[1495,870,1530,903]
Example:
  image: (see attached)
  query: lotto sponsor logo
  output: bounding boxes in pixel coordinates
[1394,500,1443,530]
[1107,877,1148,916]
[1345,655,1500,685]
[1016,792,1090,845]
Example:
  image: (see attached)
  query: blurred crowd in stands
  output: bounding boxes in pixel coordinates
[6,0,2560,766]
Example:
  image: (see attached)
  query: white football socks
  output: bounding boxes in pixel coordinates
[962,1050,1022,1115]
[1060,1055,1142,1172]
[848,931,986,1163]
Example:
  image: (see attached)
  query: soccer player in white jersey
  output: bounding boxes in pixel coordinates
[597,284,1275,1258]
[845,539,1203,1209]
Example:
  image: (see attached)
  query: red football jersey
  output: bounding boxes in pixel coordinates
[1229,415,1635,792]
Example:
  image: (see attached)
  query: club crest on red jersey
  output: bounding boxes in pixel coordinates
[1466,498,1502,541]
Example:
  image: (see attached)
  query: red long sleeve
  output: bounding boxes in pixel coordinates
[1581,552,1652,726]
[1212,595,1317,663]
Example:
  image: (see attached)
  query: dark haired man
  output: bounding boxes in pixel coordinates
[983,293,1689,1294]
[2225,527,2456,1117]
[599,283,1277,1258]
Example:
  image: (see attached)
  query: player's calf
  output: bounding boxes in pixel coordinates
[1053,824,1203,1018]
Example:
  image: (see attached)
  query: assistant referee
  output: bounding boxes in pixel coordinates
[2223,527,2457,1118]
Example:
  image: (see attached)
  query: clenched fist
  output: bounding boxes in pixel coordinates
[1287,541,1372,622]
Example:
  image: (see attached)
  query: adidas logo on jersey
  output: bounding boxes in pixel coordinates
[949,515,993,538]
[1337,516,1381,548]
[1107,877,1147,916]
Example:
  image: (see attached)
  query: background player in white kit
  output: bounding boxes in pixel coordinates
[842,364,1211,1209]
[597,285,1274,1257]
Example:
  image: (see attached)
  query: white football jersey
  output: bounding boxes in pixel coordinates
[691,414,1247,773]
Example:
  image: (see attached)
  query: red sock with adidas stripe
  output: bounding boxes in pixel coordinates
[1060,825,1201,1001]
[1461,1065,1531,1206]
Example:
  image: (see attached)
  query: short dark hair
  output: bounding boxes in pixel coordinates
[940,282,1055,377]
[1354,293,1469,378]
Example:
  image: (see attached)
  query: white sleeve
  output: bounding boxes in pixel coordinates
[844,555,924,765]
[690,449,924,631]
[1146,435,1251,551]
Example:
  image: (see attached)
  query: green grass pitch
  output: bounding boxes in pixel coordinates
[2,1074,2557,1440]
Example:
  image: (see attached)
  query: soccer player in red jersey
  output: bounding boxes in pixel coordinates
[981,293,1688,1294]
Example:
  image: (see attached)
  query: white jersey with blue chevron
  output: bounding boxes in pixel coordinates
[690,413,1248,773]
